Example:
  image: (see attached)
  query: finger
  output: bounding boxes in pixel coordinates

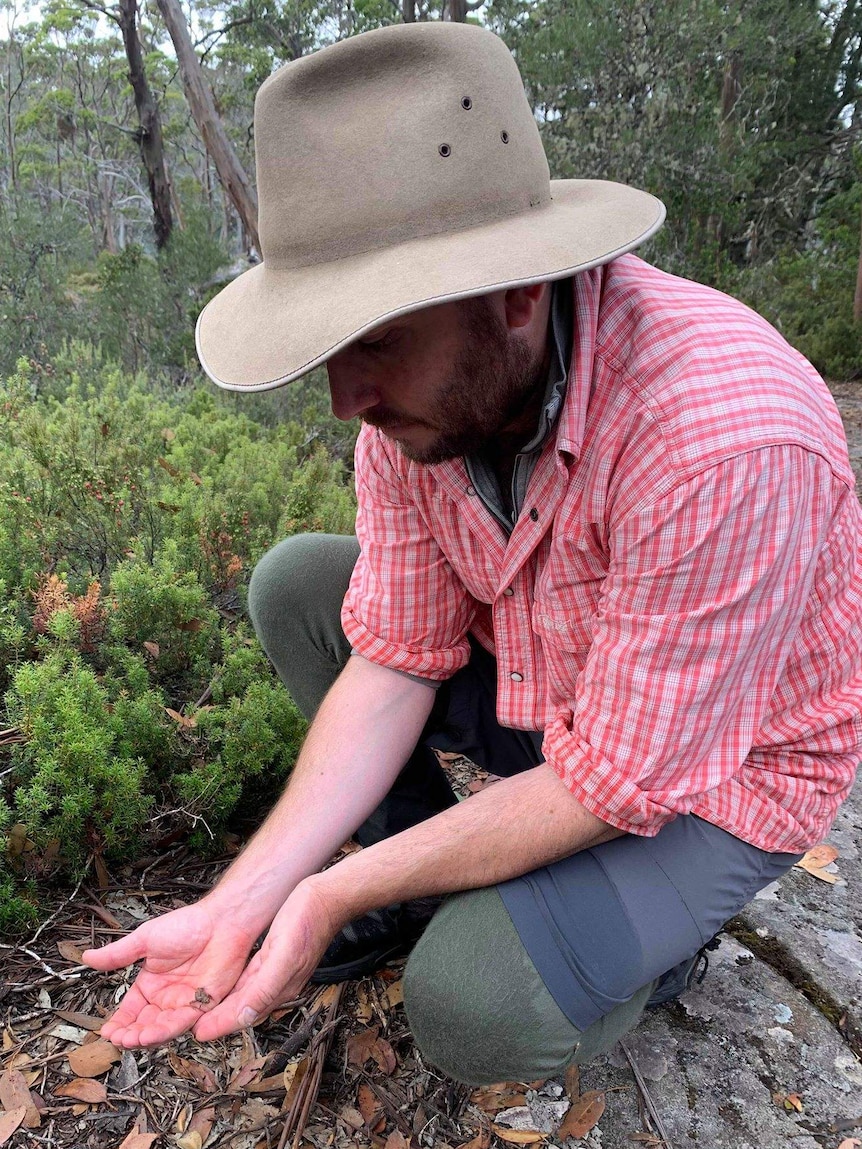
[195,950,307,1042]
[107,1003,205,1049]
[82,926,149,971]
[99,983,152,1040]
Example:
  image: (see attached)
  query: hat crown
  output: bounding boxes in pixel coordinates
[255,23,551,270]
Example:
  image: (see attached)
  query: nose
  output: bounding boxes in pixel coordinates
[326,356,381,421]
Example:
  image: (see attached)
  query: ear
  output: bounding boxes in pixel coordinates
[503,282,550,331]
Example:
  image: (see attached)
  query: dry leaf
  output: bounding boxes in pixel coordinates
[227,1055,267,1093]
[118,1134,159,1149]
[557,1090,606,1139]
[563,1062,580,1102]
[143,641,160,660]
[384,979,404,1009]
[157,456,181,478]
[795,844,840,884]
[0,1068,39,1127]
[0,1107,26,1147]
[56,939,85,963]
[489,1126,545,1144]
[67,1039,121,1078]
[346,1025,397,1074]
[456,1127,491,1149]
[176,1133,203,1149]
[54,1078,108,1103]
[384,1133,412,1149]
[469,1088,527,1114]
[357,1082,384,1129]
[339,1107,365,1132]
[0,1067,33,1110]
[281,1058,309,1113]
[165,707,197,729]
[176,618,203,632]
[53,1010,104,1032]
[245,1073,286,1094]
[167,1053,218,1093]
[313,984,341,1010]
[187,1106,215,1145]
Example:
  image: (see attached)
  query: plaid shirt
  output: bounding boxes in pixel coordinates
[342,254,862,852]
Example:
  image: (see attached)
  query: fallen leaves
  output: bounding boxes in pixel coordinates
[556,1089,606,1139]
[490,1126,545,1144]
[167,1052,219,1094]
[54,1078,108,1103]
[795,843,840,884]
[772,1091,804,1112]
[0,1107,26,1147]
[67,1038,121,1078]
[346,1025,397,1075]
[0,1067,40,1128]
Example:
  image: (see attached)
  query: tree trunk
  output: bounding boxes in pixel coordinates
[155,0,260,254]
[118,0,174,249]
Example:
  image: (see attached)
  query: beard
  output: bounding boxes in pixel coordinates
[364,296,548,466]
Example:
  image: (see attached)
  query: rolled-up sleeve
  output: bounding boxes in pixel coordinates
[341,425,475,679]
[543,445,838,835]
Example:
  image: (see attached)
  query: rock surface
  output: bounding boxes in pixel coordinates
[542,776,862,1147]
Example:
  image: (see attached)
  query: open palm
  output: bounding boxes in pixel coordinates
[82,900,259,1048]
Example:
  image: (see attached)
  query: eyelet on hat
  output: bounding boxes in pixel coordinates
[500,130,510,143]
[461,96,472,109]
[439,143,452,157]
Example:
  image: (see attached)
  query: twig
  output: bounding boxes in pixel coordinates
[618,1038,673,1149]
[25,856,93,948]
[276,982,345,1149]
[0,943,86,983]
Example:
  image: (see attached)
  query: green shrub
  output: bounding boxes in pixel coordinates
[4,650,156,868]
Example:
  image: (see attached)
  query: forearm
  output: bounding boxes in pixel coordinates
[205,654,436,936]
[311,762,624,928]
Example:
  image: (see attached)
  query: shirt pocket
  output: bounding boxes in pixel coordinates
[532,523,609,654]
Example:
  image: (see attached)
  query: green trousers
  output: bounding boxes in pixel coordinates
[247,533,656,1085]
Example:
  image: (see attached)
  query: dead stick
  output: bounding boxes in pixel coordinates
[276,983,344,1149]
[618,1039,673,1149]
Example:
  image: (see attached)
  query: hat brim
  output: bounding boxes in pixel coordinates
[196,179,665,392]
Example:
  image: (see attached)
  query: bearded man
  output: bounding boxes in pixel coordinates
[84,22,862,1086]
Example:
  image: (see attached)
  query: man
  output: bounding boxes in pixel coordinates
[83,22,862,1086]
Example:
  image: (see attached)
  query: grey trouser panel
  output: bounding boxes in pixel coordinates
[248,533,799,1084]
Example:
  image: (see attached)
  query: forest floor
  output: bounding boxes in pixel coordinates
[2,378,862,1149]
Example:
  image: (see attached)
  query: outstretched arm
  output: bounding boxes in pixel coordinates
[83,654,436,1047]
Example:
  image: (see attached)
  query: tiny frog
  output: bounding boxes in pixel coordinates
[190,986,214,1010]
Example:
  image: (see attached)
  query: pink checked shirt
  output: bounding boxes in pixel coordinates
[342,254,862,852]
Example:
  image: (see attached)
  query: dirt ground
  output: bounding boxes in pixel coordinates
[2,377,861,1149]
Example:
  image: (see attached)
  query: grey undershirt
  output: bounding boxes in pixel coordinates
[465,277,573,533]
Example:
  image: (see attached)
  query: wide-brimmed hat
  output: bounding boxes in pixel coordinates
[196,22,665,392]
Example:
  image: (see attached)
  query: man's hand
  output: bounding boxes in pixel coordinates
[81,900,260,1048]
[192,880,339,1042]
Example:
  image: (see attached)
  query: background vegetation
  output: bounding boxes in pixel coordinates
[2,0,862,926]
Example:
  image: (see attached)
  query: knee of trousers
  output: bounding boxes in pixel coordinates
[246,533,358,651]
[402,886,584,1086]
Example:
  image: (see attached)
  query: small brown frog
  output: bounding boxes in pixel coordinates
[190,986,214,1010]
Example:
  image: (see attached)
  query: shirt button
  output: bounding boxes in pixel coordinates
[503,587,514,596]
[467,486,477,496]
[510,671,524,682]
[529,507,539,521]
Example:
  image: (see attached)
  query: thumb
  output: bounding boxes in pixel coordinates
[82,925,150,971]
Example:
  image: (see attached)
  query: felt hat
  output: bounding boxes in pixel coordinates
[196,22,665,392]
